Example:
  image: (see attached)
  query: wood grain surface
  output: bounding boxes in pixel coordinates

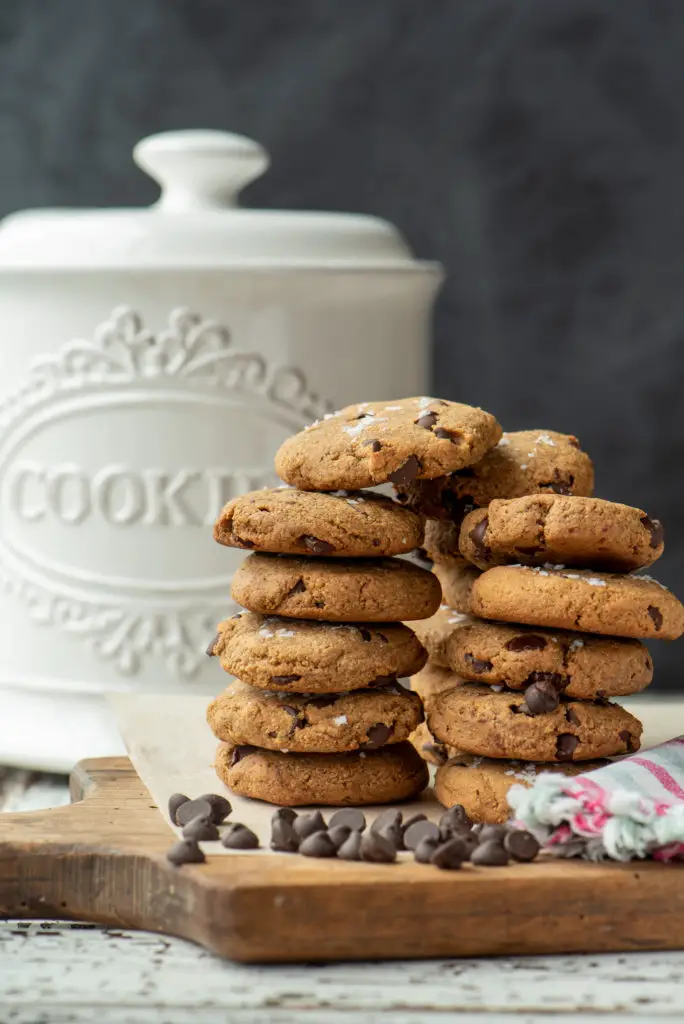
[1,756,684,963]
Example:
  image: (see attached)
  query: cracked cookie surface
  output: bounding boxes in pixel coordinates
[394,429,594,519]
[209,612,427,693]
[231,553,442,622]
[446,620,653,698]
[275,397,502,491]
[207,679,424,754]
[459,495,664,572]
[471,565,684,640]
[214,486,423,557]
[214,740,429,806]
[428,682,643,761]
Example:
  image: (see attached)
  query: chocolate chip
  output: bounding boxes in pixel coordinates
[360,830,397,864]
[464,652,493,674]
[504,829,540,862]
[356,626,373,642]
[469,515,491,562]
[288,579,306,595]
[221,824,260,850]
[556,733,579,761]
[361,723,392,750]
[294,810,326,840]
[168,793,189,825]
[231,534,255,549]
[230,745,257,766]
[378,820,404,852]
[641,515,664,549]
[439,804,473,832]
[371,809,402,835]
[327,825,353,849]
[301,535,336,555]
[505,634,547,652]
[431,837,469,869]
[471,840,509,867]
[205,633,219,656]
[270,817,300,852]
[337,831,363,861]
[363,439,383,452]
[272,807,297,825]
[523,680,560,715]
[329,808,366,832]
[175,798,214,827]
[403,819,440,851]
[401,812,427,832]
[270,674,302,685]
[433,428,461,443]
[619,729,636,752]
[526,670,566,690]
[299,831,338,858]
[416,411,438,429]
[198,794,232,825]
[166,840,206,866]
[282,705,306,732]
[388,455,422,486]
[565,706,580,726]
[182,815,219,842]
[648,605,663,630]
[477,824,509,843]
[414,836,440,863]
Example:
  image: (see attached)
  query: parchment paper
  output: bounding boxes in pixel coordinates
[108,693,677,856]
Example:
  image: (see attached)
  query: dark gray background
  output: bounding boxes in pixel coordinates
[1,0,683,689]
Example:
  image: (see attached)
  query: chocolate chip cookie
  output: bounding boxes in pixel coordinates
[232,553,442,622]
[208,680,424,754]
[471,565,684,640]
[459,495,665,572]
[214,740,429,806]
[432,559,481,614]
[428,683,642,761]
[446,620,653,699]
[394,429,594,519]
[409,720,459,766]
[275,397,502,491]
[434,753,609,822]
[407,605,474,668]
[214,487,423,558]
[210,613,427,693]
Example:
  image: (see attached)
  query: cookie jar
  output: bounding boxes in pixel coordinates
[0,129,443,771]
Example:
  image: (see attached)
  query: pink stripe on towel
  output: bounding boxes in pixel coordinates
[630,757,684,801]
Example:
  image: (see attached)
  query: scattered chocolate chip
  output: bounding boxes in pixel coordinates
[433,427,461,443]
[272,807,297,825]
[431,837,469,869]
[356,626,373,642]
[378,820,404,851]
[371,809,403,835]
[168,793,189,825]
[182,815,219,842]
[388,455,422,486]
[270,817,300,852]
[288,579,306,596]
[327,825,353,849]
[221,824,260,850]
[360,830,397,864]
[471,840,509,867]
[416,411,438,429]
[361,723,392,750]
[166,840,206,866]
[205,633,219,656]
[477,824,509,843]
[337,831,363,861]
[363,439,383,452]
[414,835,440,863]
[641,516,664,549]
[404,819,440,851]
[523,679,560,715]
[556,733,579,761]
[648,605,663,630]
[301,535,336,555]
[464,652,493,674]
[619,729,636,752]
[176,798,214,827]
[270,674,302,685]
[299,831,338,858]
[505,634,547,652]
[439,804,473,832]
[198,794,232,825]
[504,829,540,862]
[230,745,257,766]
[469,516,491,562]
[329,808,367,832]
[565,706,580,726]
[401,812,427,832]
[294,810,326,840]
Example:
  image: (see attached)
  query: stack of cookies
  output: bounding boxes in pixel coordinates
[397,436,684,823]
[206,396,504,807]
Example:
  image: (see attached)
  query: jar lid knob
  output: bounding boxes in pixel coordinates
[133,130,270,211]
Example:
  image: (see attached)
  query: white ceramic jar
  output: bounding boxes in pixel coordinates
[0,129,442,771]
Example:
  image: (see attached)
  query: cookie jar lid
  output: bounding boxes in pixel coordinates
[0,129,439,271]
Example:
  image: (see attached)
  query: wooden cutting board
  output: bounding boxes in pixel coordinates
[1,755,684,963]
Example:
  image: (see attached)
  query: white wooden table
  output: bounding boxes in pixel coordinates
[3,769,684,1023]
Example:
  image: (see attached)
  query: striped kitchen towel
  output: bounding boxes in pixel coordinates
[508,739,684,861]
